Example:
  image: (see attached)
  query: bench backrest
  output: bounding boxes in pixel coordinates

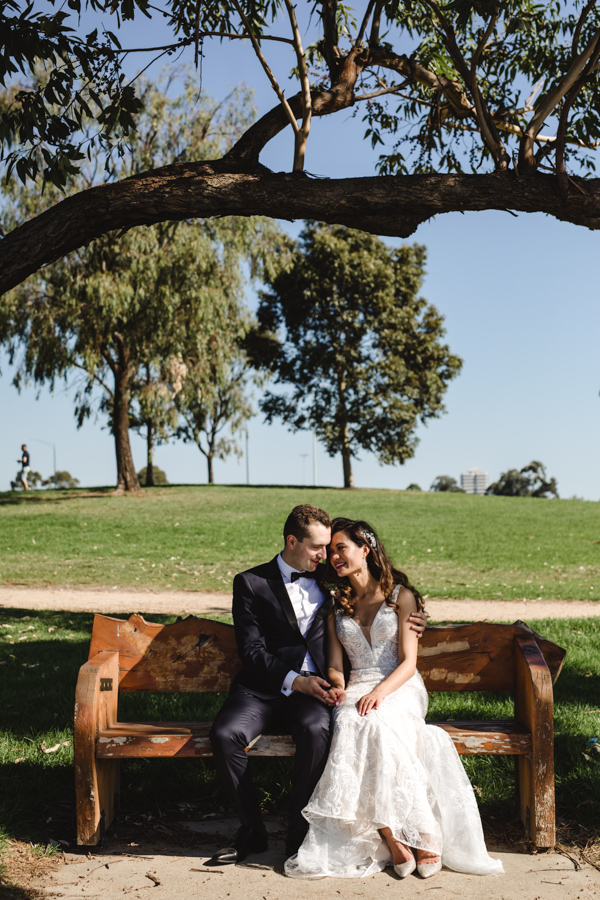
[89,614,565,694]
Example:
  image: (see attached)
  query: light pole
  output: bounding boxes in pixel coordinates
[312,429,317,486]
[245,429,250,485]
[30,438,57,487]
[300,453,308,486]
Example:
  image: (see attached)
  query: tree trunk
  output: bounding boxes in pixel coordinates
[4,167,600,295]
[341,424,354,489]
[146,421,154,487]
[207,454,214,485]
[113,360,141,494]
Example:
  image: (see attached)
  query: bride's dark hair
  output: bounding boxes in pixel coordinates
[320,517,423,616]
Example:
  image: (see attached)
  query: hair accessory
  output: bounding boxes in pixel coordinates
[363,530,377,549]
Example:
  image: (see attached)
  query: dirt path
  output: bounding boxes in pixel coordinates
[1,584,598,620]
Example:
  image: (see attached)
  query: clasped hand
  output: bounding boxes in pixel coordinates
[292,675,346,707]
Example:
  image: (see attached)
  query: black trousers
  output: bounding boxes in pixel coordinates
[209,686,332,836]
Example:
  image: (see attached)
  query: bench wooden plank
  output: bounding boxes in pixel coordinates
[87,615,565,694]
[95,719,532,759]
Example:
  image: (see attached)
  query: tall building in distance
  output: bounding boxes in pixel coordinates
[461,467,489,495]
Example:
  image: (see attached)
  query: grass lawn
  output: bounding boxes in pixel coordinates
[0,607,599,859]
[1,484,600,600]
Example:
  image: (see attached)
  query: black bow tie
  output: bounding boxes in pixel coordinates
[291,570,316,582]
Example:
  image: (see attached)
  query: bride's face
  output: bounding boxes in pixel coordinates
[329,530,368,577]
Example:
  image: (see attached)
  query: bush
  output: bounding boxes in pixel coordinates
[137,465,169,486]
[430,475,465,493]
[43,470,80,489]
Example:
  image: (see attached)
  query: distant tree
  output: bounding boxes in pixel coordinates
[430,475,465,493]
[137,466,169,487]
[43,471,80,490]
[487,461,559,498]
[175,315,260,484]
[3,76,278,494]
[406,483,422,492]
[10,469,43,490]
[130,358,187,488]
[254,223,462,488]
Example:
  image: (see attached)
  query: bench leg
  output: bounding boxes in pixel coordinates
[74,651,120,845]
[514,636,556,847]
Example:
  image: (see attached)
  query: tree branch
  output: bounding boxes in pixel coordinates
[369,1,384,48]
[572,0,597,59]
[555,30,600,190]
[319,0,341,82]
[424,0,509,168]
[520,26,600,169]
[355,0,377,48]
[4,165,600,295]
[229,0,300,140]
[283,0,312,171]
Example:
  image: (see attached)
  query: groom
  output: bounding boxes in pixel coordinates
[209,503,424,864]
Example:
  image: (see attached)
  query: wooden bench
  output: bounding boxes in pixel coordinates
[74,614,566,848]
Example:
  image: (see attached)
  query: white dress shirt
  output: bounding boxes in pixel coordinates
[277,553,326,696]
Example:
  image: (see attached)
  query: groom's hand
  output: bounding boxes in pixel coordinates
[292,675,336,705]
[408,609,428,639]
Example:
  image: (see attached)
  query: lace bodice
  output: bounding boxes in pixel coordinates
[334,588,400,677]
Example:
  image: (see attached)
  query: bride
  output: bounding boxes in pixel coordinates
[285,517,504,880]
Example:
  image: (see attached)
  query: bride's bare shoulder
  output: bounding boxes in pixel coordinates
[392,584,417,611]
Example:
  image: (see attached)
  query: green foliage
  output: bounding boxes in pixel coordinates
[175,329,261,484]
[430,474,465,492]
[43,471,80,490]
[0,486,598,600]
[137,466,169,486]
[487,460,559,498]
[2,74,281,490]
[3,0,600,190]
[254,223,462,487]
[406,483,423,491]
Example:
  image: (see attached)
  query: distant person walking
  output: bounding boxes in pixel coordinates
[19,444,30,490]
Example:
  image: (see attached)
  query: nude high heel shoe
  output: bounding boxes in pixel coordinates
[393,857,416,878]
[416,858,442,879]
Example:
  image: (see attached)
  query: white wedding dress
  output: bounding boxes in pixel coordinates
[285,593,504,878]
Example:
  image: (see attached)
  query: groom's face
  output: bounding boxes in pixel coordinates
[286,523,331,572]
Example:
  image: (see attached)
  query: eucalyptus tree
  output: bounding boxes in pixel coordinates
[3,77,279,492]
[254,222,462,488]
[4,2,600,293]
[174,310,260,484]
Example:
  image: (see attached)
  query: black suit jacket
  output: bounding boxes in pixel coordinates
[231,556,334,700]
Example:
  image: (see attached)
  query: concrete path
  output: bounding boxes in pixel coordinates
[32,817,600,900]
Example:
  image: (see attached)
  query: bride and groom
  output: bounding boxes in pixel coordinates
[209,504,503,878]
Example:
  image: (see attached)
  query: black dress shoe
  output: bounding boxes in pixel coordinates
[285,827,307,858]
[209,825,268,864]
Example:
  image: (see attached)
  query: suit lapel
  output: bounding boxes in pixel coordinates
[265,557,302,636]
[312,590,334,623]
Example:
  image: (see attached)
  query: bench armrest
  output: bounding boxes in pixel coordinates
[74,651,120,842]
[514,633,555,845]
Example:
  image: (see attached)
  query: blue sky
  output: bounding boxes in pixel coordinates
[2,6,599,498]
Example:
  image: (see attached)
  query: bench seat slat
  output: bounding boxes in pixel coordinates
[96,719,532,759]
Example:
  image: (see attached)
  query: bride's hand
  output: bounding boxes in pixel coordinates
[356,689,385,716]
[328,687,347,706]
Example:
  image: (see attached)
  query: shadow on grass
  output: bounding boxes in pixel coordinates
[0,487,116,508]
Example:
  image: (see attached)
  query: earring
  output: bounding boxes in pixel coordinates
[362,557,367,570]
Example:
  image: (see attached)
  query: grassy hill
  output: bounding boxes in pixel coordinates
[1,485,599,601]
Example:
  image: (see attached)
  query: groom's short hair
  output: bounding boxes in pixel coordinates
[283,504,331,541]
